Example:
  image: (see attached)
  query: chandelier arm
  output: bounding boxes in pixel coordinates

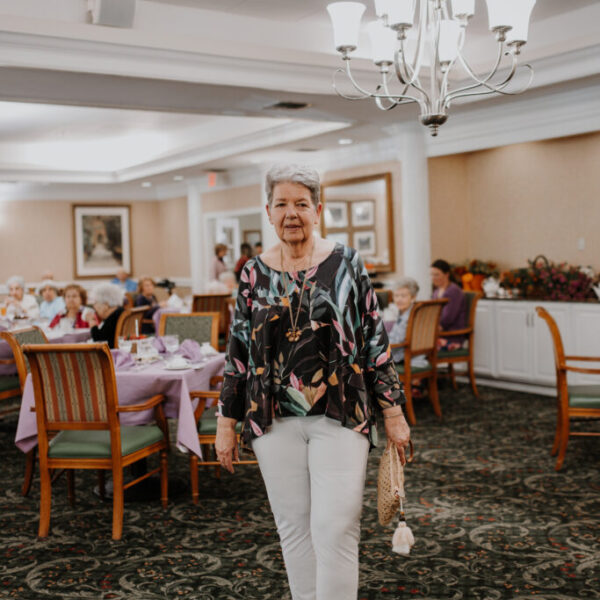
[397,40,431,113]
[381,69,411,102]
[332,67,372,100]
[453,42,510,94]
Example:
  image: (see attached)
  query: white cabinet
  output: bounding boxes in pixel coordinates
[474,300,600,390]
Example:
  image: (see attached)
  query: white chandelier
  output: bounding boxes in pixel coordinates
[327,0,536,136]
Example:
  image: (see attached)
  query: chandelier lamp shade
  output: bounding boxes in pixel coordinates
[326,0,536,136]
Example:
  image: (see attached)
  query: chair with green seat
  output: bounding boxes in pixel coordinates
[0,326,48,495]
[437,291,482,398]
[536,307,600,470]
[189,376,256,504]
[159,312,220,351]
[23,342,169,540]
[192,294,233,351]
[390,299,447,426]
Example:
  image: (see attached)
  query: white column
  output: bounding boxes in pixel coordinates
[257,164,279,251]
[187,181,206,293]
[398,123,431,300]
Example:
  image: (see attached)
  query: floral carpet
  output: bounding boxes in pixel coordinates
[0,385,598,600]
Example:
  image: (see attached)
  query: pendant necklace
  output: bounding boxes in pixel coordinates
[281,241,314,343]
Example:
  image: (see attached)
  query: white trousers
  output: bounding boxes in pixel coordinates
[252,415,370,600]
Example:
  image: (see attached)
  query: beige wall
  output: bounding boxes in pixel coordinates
[202,183,262,213]
[0,197,190,284]
[429,131,600,271]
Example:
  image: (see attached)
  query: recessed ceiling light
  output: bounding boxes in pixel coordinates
[173,175,184,181]
[141,181,152,188]
[338,138,354,145]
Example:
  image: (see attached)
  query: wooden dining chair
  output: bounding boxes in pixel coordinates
[158,312,220,351]
[536,307,600,470]
[436,291,481,398]
[192,294,233,351]
[0,327,49,495]
[23,343,169,540]
[114,306,147,348]
[389,299,447,426]
[188,376,257,504]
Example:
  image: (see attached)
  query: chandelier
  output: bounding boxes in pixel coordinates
[327,0,536,136]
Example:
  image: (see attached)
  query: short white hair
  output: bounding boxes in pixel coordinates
[265,164,321,206]
[394,277,420,298]
[37,279,59,294]
[90,282,124,307]
[6,275,25,290]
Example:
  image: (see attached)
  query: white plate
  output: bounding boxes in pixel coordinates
[163,362,191,370]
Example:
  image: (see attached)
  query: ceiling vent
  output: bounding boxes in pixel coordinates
[88,0,136,28]
[296,148,318,152]
[265,101,310,111]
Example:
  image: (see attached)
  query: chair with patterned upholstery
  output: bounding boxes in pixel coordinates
[437,291,481,397]
[158,312,220,351]
[390,299,447,426]
[114,306,147,348]
[192,294,233,351]
[0,327,48,495]
[536,307,600,470]
[189,376,257,504]
[23,343,169,540]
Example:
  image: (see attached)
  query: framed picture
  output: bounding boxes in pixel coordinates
[72,205,132,278]
[353,230,376,256]
[351,200,375,227]
[243,229,262,247]
[325,232,349,246]
[324,201,349,229]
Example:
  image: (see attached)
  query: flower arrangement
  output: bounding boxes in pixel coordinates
[500,255,595,301]
[451,260,499,291]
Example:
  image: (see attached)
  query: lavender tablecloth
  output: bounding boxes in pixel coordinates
[14,353,226,457]
[0,328,91,376]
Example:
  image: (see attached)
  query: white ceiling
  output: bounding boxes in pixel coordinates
[0,0,597,199]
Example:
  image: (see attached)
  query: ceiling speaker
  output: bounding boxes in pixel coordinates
[89,0,136,28]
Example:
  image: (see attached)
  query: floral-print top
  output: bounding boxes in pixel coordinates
[218,243,405,447]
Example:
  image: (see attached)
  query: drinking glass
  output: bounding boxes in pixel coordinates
[162,334,180,356]
[137,337,154,360]
[118,337,134,353]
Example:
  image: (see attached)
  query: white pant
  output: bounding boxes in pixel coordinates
[252,415,370,600]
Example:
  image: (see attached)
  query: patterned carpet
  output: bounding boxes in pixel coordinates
[0,385,598,600]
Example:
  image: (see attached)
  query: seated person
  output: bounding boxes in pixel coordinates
[110,268,137,293]
[134,277,167,334]
[38,280,65,322]
[49,284,89,330]
[5,276,39,319]
[430,258,467,349]
[86,283,125,348]
[388,277,428,369]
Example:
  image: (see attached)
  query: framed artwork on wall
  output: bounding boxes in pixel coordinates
[353,230,376,256]
[324,202,349,229]
[72,205,132,278]
[351,200,375,227]
[325,232,349,246]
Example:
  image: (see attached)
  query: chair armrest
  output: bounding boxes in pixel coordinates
[389,342,407,350]
[0,358,15,365]
[117,393,166,413]
[440,328,472,337]
[563,366,600,375]
[565,356,600,362]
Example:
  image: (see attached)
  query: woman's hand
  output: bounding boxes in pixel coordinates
[85,311,99,327]
[382,407,411,466]
[215,417,239,473]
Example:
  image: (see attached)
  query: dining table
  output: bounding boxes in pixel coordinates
[15,351,226,458]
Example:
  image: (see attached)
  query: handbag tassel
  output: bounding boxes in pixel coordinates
[392,501,415,556]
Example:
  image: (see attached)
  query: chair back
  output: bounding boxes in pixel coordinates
[375,289,393,310]
[535,306,565,373]
[406,299,447,356]
[23,343,118,431]
[114,306,147,347]
[192,294,232,338]
[0,327,48,389]
[464,291,481,338]
[159,312,220,350]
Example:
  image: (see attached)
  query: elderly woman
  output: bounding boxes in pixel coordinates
[38,280,65,322]
[5,276,39,319]
[49,284,88,330]
[209,243,229,282]
[134,277,166,334]
[86,283,125,348]
[216,164,410,600]
[431,258,467,348]
[388,277,429,369]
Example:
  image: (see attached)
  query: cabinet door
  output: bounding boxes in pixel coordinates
[531,302,571,385]
[495,303,532,381]
[571,306,600,385]
[473,302,496,377]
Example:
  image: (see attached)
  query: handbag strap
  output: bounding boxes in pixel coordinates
[387,440,414,499]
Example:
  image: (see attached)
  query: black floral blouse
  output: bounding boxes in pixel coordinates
[218,243,405,447]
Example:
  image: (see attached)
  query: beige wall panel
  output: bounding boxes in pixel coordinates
[159,196,190,277]
[202,184,262,213]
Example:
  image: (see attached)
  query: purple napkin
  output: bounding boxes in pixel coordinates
[110,349,135,370]
[152,337,166,353]
[177,339,203,362]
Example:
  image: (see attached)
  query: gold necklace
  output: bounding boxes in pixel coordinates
[280,242,314,342]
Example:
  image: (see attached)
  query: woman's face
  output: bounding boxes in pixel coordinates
[267,182,321,245]
[430,267,449,289]
[41,286,56,303]
[141,279,154,296]
[9,284,24,301]
[393,287,414,312]
[64,289,82,312]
